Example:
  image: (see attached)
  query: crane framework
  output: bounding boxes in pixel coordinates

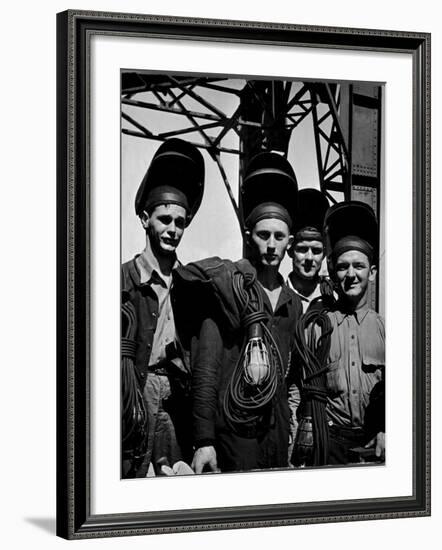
[121,72,382,307]
[122,73,381,224]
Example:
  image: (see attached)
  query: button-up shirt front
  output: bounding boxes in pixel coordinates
[326,307,385,428]
[135,252,178,366]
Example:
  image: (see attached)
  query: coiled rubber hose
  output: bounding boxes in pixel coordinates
[223,271,284,430]
[121,300,148,467]
[293,308,333,466]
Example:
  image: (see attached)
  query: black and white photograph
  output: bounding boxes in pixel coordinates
[2,0,439,546]
[52,6,431,541]
[120,72,386,479]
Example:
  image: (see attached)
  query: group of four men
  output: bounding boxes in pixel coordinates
[121,138,385,478]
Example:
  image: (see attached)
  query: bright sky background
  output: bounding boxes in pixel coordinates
[121,77,321,279]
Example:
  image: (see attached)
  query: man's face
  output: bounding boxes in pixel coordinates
[247,218,293,268]
[291,239,324,280]
[141,203,186,256]
[334,250,377,304]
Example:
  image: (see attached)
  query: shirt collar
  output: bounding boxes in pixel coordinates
[277,282,296,310]
[256,273,291,314]
[286,274,321,303]
[334,303,370,325]
[132,250,178,288]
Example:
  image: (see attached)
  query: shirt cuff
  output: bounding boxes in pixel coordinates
[194,438,215,449]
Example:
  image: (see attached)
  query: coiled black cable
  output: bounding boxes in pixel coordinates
[121,300,148,464]
[223,271,284,430]
[293,308,333,466]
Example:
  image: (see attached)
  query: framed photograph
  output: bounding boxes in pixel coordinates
[56,10,430,539]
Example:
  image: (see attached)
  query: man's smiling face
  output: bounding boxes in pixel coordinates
[291,239,324,280]
[334,249,377,305]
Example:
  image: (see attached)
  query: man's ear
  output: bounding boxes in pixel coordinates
[244,229,251,248]
[328,258,337,282]
[287,235,295,257]
[140,210,150,230]
[368,264,378,282]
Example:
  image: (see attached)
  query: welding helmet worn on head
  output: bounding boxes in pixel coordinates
[135,138,205,226]
[323,200,378,264]
[293,188,329,242]
[241,151,298,231]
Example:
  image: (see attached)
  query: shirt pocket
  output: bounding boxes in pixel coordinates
[360,351,384,385]
[360,364,383,409]
[360,331,385,367]
[361,363,383,376]
[325,359,347,397]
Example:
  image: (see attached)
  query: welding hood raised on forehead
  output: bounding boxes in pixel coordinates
[323,200,379,262]
[134,138,205,225]
[241,152,298,229]
[293,188,330,240]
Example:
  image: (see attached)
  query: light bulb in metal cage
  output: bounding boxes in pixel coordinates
[243,326,270,386]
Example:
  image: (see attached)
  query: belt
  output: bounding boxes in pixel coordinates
[328,422,365,437]
[147,364,169,375]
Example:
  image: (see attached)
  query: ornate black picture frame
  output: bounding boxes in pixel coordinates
[56,9,430,539]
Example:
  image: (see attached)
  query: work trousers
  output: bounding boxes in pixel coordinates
[328,424,368,465]
[122,373,182,478]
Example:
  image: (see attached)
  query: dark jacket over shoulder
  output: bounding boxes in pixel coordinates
[173,257,303,471]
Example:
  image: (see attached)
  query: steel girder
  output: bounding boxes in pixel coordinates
[121,72,379,234]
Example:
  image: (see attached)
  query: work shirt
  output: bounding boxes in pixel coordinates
[135,253,176,366]
[121,254,191,477]
[121,255,188,382]
[326,307,385,429]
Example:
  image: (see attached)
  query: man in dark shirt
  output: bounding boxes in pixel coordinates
[178,152,303,474]
[121,138,205,478]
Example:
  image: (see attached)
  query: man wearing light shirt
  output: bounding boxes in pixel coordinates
[121,138,205,478]
[286,189,330,462]
[287,188,330,314]
[323,201,385,465]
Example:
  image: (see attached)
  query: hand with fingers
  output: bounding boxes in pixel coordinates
[365,431,385,460]
[191,446,220,474]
